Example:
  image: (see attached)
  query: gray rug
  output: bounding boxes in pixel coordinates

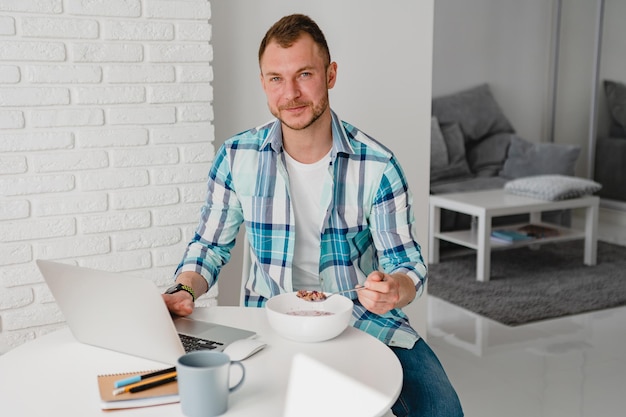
[427,240,626,326]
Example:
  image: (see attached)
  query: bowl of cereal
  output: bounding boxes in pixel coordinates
[265,291,353,342]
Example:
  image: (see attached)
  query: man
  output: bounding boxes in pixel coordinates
[164,14,463,417]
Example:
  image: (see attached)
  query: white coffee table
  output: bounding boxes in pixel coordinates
[429,189,599,281]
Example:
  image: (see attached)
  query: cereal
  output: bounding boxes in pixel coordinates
[295,290,327,301]
[286,310,334,316]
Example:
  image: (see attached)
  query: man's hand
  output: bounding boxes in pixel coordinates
[162,291,195,317]
[357,271,416,315]
[162,271,208,317]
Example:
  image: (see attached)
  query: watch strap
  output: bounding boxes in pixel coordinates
[179,284,196,302]
[166,283,196,302]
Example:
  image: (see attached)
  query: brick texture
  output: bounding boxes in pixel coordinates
[0,0,218,354]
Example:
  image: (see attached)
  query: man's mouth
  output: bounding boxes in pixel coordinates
[281,102,308,111]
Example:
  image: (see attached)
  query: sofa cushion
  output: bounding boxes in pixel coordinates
[500,136,580,179]
[504,175,602,201]
[430,122,473,182]
[604,80,626,137]
[466,133,512,177]
[430,116,449,173]
[432,84,515,142]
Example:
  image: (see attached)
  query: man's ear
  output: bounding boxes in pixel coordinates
[327,62,338,89]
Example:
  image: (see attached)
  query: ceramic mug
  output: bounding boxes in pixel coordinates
[176,350,245,417]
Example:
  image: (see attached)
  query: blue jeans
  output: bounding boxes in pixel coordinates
[391,339,463,417]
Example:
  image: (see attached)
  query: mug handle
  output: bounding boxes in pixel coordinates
[229,361,245,393]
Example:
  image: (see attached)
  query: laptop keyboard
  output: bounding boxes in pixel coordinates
[179,333,224,352]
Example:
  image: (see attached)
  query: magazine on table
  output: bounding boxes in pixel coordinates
[516,224,561,238]
[490,229,534,243]
[491,224,561,243]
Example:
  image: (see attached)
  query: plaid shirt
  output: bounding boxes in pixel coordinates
[176,110,427,348]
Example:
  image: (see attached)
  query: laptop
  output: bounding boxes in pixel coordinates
[36,259,256,365]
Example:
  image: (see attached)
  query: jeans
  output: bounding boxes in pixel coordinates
[390,339,463,417]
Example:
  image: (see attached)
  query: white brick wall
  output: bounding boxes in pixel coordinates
[0,0,217,354]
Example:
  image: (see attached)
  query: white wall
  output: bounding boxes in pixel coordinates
[0,0,217,353]
[553,0,598,177]
[587,0,626,159]
[433,0,626,182]
[211,0,434,337]
[432,0,557,145]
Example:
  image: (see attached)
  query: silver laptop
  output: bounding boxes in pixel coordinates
[36,259,256,365]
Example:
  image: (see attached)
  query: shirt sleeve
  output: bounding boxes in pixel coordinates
[369,155,428,296]
[174,144,244,288]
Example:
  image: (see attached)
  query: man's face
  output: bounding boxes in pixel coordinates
[260,34,337,132]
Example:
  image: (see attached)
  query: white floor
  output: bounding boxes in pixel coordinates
[427,213,626,417]
[428,296,626,417]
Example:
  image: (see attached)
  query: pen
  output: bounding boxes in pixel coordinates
[112,371,177,396]
[114,366,177,388]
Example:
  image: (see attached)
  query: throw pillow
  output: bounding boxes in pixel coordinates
[430,122,473,183]
[500,136,580,179]
[466,133,512,177]
[504,175,602,201]
[430,117,449,172]
[432,84,515,142]
[604,80,626,137]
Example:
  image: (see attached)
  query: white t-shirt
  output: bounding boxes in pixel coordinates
[283,149,331,290]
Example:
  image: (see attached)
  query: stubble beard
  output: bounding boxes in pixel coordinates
[272,94,329,131]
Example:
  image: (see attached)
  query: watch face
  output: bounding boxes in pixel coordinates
[166,284,181,294]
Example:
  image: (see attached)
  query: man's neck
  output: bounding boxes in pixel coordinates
[282,112,333,164]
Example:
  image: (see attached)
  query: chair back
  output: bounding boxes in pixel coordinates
[240,232,251,306]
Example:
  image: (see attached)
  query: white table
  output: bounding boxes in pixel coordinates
[0,306,401,417]
[429,189,599,281]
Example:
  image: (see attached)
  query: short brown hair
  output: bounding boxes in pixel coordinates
[258,14,331,68]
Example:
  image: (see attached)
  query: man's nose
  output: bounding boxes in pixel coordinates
[283,78,301,100]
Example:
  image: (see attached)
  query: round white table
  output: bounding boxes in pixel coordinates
[0,306,402,416]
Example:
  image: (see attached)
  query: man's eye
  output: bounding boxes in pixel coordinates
[270,77,281,82]
[300,72,312,78]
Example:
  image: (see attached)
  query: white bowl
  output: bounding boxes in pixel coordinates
[265,292,353,343]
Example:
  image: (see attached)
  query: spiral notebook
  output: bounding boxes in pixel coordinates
[97,369,179,410]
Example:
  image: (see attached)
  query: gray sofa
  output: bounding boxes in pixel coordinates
[430,84,581,231]
[594,79,626,202]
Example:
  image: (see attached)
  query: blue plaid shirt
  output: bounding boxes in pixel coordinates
[176,110,427,348]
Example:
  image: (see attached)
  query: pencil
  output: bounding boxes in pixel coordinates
[128,375,177,394]
[114,366,176,388]
[112,371,177,396]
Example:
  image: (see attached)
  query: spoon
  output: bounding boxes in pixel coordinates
[297,286,365,302]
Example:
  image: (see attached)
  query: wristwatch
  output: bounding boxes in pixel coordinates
[164,283,196,302]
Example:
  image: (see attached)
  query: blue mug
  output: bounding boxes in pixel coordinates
[177,350,245,417]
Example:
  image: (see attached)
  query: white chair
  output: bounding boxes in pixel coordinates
[240,232,251,306]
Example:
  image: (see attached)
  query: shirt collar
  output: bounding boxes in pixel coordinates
[261,109,356,159]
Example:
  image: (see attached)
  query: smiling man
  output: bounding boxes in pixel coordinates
[164,14,463,417]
